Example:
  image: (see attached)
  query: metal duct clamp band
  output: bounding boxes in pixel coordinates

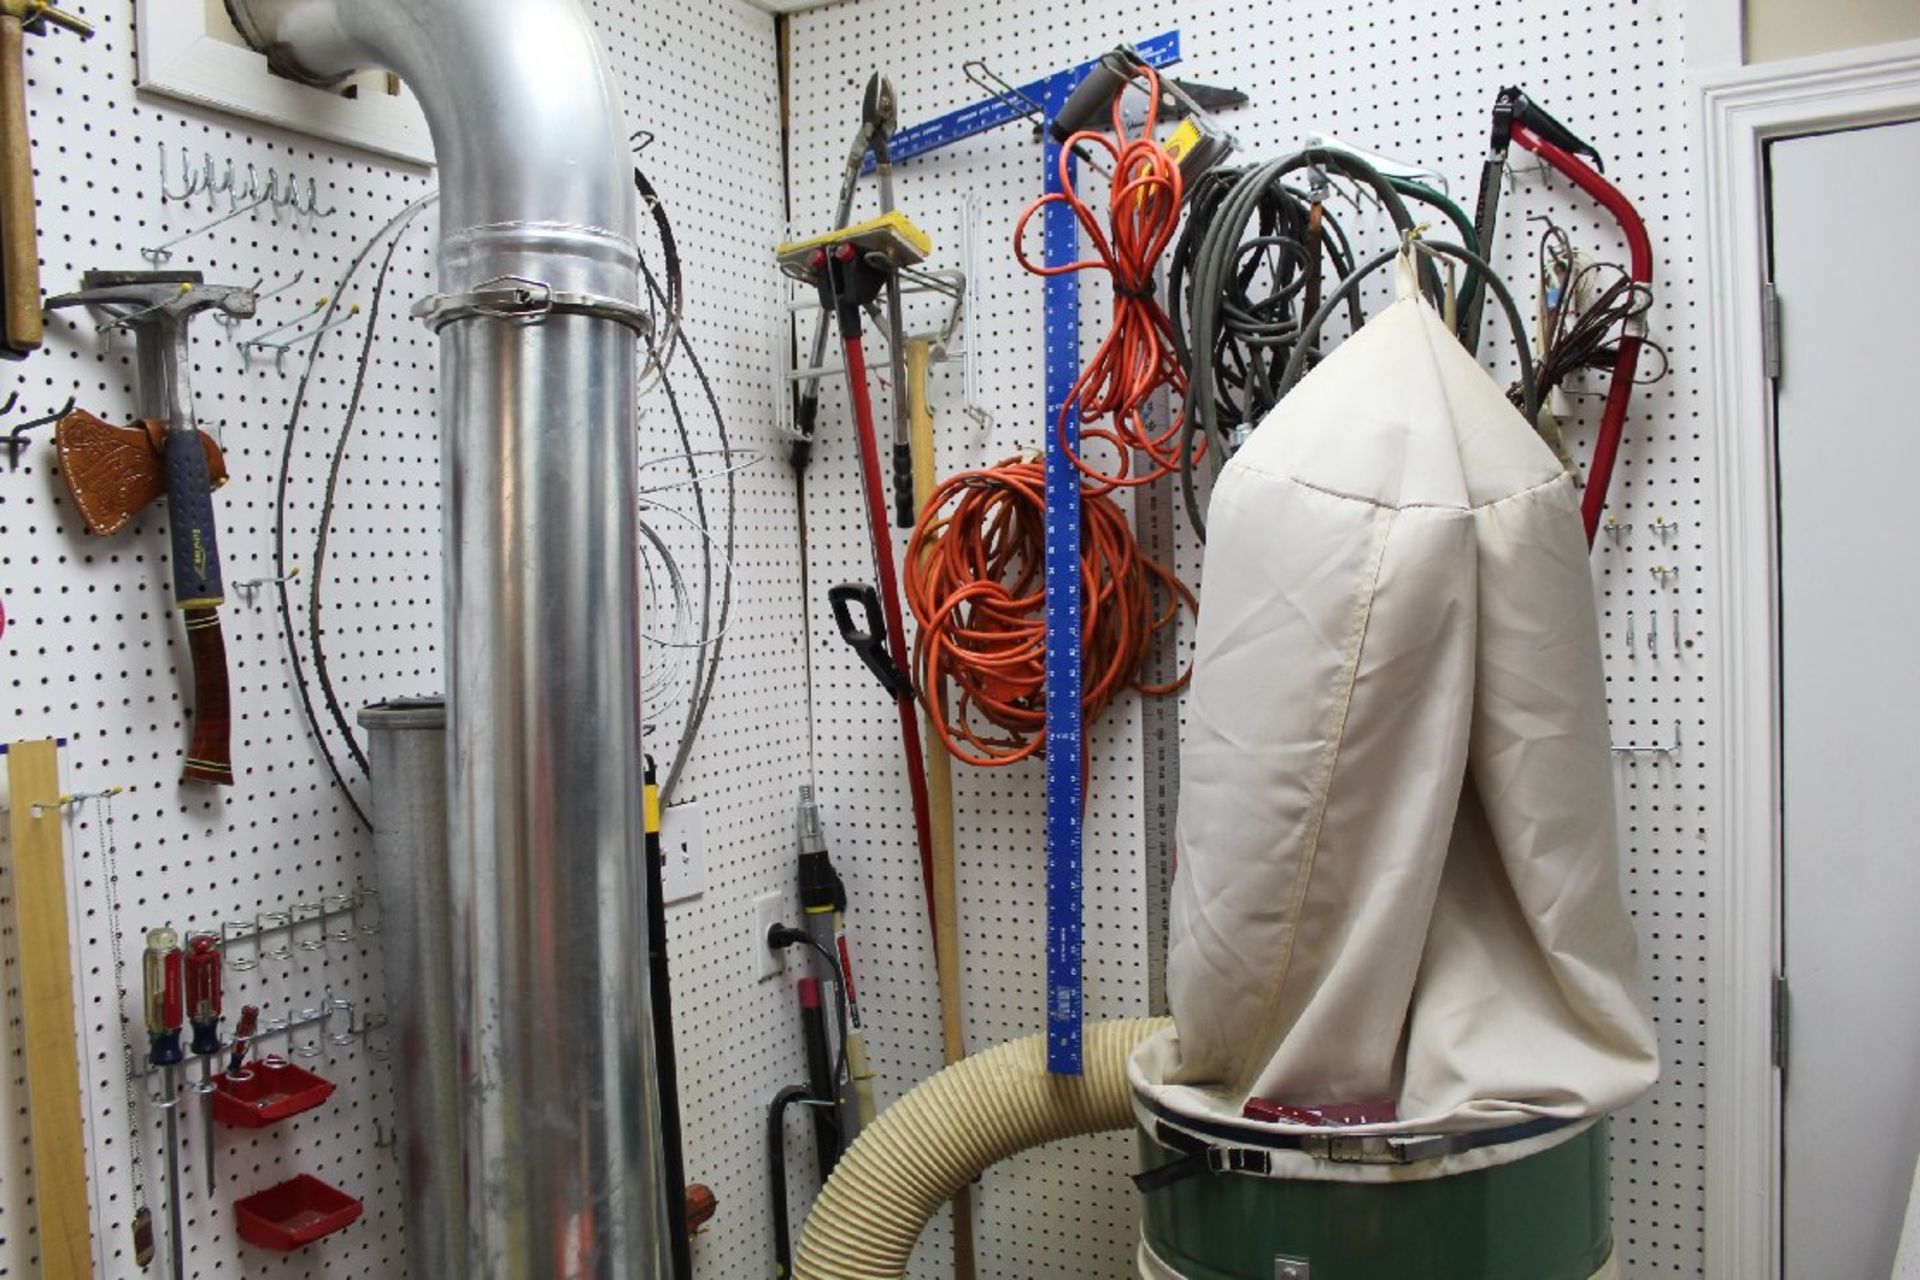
[411,272,654,338]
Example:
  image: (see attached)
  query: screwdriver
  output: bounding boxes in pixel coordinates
[185,932,222,1195]
[227,1003,259,1076]
[143,928,185,1280]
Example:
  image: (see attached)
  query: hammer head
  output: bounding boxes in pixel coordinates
[45,270,258,327]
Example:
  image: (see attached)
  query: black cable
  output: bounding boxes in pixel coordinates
[272,193,436,831]
[643,756,694,1280]
[1175,151,1434,539]
[769,925,850,1103]
[1511,230,1667,411]
[1279,239,1542,424]
[276,169,728,820]
[306,210,412,781]
[798,980,840,1175]
[767,1084,822,1276]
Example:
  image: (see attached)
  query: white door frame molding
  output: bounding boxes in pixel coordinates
[1699,36,1920,1280]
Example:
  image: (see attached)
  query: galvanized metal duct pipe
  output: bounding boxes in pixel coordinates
[358,700,463,1280]
[224,2,670,1275]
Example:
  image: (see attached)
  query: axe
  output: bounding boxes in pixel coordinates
[46,271,256,785]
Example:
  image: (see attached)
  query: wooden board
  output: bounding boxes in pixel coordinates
[6,739,91,1278]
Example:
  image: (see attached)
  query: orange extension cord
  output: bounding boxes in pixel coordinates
[1012,63,1193,494]
[907,64,1197,767]
[905,456,1193,768]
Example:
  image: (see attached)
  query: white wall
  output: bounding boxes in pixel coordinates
[1746,0,1920,62]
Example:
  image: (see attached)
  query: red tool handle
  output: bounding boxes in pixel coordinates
[842,335,938,938]
[1509,123,1653,545]
[180,606,233,785]
[143,930,182,1032]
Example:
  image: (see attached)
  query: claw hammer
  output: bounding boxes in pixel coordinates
[0,0,91,356]
[46,272,255,783]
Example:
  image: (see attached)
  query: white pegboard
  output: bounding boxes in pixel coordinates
[0,1,1719,1277]
[0,2,800,1278]
[786,2,1712,1277]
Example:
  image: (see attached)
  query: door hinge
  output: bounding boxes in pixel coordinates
[1761,282,1782,380]
[1771,972,1791,1074]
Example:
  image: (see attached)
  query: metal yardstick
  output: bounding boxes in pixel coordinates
[46,273,257,784]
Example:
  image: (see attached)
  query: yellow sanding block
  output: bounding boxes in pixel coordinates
[776,210,932,279]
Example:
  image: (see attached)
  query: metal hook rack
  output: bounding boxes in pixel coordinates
[0,783,124,818]
[231,563,302,602]
[146,148,339,264]
[1612,721,1684,760]
[247,305,364,374]
[216,881,380,972]
[130,994,348,1093]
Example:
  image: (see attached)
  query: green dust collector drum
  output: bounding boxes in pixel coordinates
[1130,1104,1616,1280]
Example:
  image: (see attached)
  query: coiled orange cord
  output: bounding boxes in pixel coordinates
[1012,63,1193,494]
[905,456,1193,768]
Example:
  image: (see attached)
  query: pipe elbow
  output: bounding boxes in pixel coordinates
[225,0,638,277]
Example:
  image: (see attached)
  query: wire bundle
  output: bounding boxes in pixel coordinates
[1171,169,1357,454]
[1012,64,1189,491]
[905,456,1192,768]
[1512,222,1665,412]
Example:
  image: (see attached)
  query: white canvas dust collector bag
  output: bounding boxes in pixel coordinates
[1138,256,1658,1137]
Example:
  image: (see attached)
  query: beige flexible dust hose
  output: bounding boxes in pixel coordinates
[794,1017,1168,1280]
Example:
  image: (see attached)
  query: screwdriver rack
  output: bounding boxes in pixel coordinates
[215,883,380,970]
[128,995,360,1089]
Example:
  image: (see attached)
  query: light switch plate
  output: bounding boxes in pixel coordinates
[659,802,707,905]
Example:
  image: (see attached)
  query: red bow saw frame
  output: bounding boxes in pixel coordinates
[1471,88,1653,547]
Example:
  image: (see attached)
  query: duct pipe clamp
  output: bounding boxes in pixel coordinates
[411,273,654,338]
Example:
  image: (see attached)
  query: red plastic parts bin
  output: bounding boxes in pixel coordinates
[234,1174,362,1251]
[211,1058,335,1129]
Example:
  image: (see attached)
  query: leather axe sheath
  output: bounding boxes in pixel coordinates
[54,409,229,535]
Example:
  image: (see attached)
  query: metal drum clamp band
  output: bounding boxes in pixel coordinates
[411,273,653,339]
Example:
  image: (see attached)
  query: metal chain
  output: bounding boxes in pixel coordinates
[96,792,153,1229]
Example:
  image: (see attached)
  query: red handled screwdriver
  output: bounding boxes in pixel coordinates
[143,929,185,1280]
[186,932,222,1195]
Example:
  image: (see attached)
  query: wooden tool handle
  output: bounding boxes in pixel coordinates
[181,606,233,785]
[0,15,42,353]
[907,338,977,1280]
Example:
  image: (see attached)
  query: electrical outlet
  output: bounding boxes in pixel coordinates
[753,891,790,981]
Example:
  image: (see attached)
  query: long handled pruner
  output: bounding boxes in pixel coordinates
[791,71,908,490]
[1466,87,1651,544]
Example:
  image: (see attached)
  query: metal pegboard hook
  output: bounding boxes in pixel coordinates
[157,140,203,203]
[141,190,271,264]
[240,294,331,351]
[4,394,76,470]
[250,305,363,374]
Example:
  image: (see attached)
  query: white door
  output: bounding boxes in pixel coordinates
[1773,117,1920,1280]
